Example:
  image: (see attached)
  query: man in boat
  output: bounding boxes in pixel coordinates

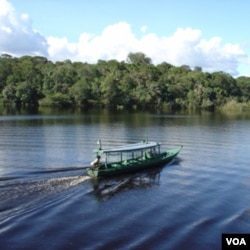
[90,155,102,169]
[152,147,158,156]
[146,148,158,158]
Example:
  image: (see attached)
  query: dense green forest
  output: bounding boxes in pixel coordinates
[1,52,250,111]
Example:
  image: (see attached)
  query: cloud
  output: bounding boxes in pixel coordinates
[140,25,148,33]
[0,0,249,76]
[47,23,248,76]
[0,0,48,56]
[47,22,139,63]
[47,36,77,61]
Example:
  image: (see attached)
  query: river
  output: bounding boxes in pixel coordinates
[0,110,249,249]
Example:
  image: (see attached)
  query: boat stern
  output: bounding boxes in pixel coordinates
[87,168,99,178]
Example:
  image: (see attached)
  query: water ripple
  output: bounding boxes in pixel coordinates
[0,112,250,249]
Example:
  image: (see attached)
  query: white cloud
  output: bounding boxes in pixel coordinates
[47,23,248,76]
[0,0,13,16]
[48,22,139,63]
[140,25,148,33]
[0,0,249,76]
[0,0,48,56]
[47,36,76,61]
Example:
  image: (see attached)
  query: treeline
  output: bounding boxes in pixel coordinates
[1,52,250,111]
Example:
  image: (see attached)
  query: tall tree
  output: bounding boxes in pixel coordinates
[127,52,152,64]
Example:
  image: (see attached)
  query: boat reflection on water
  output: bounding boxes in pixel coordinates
[91,169,162,201]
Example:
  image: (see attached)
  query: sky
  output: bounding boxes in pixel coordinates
[1,0,250,77]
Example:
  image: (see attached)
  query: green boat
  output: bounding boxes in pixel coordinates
[87,140,182,178]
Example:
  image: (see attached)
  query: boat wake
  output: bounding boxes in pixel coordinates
[26,166,90,175]
[92,170,161,201]
[0,172,91,215]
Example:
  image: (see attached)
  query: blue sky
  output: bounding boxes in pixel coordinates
[1,0,250,77]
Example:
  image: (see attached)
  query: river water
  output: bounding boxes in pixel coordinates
[0,110,249,250]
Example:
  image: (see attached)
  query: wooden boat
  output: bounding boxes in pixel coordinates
[87,140,182,178]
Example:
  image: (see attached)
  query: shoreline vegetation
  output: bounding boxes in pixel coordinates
[1,52,250,112]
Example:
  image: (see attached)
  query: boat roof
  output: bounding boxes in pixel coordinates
[97,141,160,153]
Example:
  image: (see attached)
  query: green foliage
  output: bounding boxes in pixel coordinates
[39,93,72,107]
[127,52,152,64]
[236,76,250,102]
[0,53,250,111]
[70,79,92,106]
[2,84,17,103]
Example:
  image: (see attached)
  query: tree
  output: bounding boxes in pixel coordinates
[70,79,92,106]
[127,52,152,64]
[0,55,14,91]
[101,72,122,107]
[236,76,250,101]
[15,81,41,106]
[1,53,249,111]
[194,66,202,72]
[2,84,17,103]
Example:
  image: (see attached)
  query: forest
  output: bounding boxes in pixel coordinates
[1,52,250,111]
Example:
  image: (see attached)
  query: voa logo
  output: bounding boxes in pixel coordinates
[226,237,246,246]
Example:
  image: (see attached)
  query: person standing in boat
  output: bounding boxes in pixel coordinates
[91,155,102,168]
[152,147,157,156]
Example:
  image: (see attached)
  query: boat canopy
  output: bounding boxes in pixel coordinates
[96,141,160,154]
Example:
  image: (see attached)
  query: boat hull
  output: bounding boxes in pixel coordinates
[87,146,182,178]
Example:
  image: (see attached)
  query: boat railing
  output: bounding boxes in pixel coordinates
[95,142,162,167]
